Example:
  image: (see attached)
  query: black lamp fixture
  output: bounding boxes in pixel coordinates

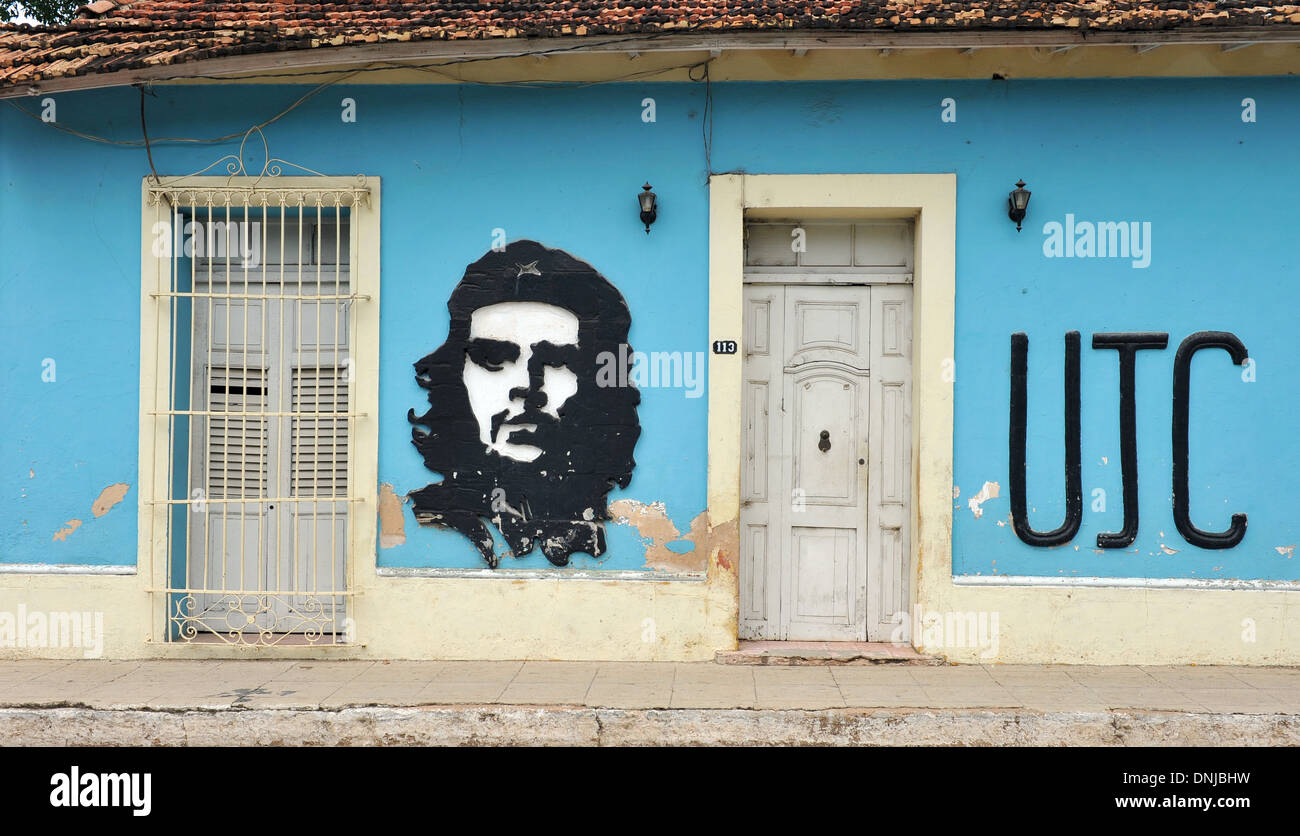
[1008,179,1031,232]
[638,183,658,234]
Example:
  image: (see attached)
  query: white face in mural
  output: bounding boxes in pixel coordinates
[463,301,581,463]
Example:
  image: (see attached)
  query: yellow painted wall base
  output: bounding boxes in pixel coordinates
[918,585,1300,666]
[0,571,736,661]
[2,572,1296,664]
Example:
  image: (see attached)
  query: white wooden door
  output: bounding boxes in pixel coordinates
[186,268,349,633]
[740,283,912,641]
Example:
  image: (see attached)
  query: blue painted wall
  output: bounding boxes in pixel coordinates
[1,76,1296,578]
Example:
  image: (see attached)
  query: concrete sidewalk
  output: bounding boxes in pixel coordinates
[2,660,1298,745]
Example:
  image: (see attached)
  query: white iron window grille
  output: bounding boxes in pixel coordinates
[141,129,375,646]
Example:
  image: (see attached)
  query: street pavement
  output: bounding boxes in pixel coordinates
[1,660,1297,745]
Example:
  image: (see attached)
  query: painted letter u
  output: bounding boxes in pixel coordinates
[1009,331,1082,547]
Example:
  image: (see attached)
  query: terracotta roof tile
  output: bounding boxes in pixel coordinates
[1,1,1297,90]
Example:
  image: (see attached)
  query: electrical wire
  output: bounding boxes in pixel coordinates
[139,85,159,180]
[364,57,710,88]
[697,61,713,176]
[4,32,721,178]
[4,52,712,146]
[4,69,361,146]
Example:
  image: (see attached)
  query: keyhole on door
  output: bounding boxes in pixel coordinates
[818,430,831,452]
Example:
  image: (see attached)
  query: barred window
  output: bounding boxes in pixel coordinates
[141,175,377,646]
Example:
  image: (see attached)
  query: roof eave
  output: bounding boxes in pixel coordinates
[3,26,1298,99]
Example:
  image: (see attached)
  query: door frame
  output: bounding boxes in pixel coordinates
[709,174,956,648]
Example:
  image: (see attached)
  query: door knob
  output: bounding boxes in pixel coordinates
[818,430,831,452]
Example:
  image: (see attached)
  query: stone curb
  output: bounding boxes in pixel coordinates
[3,706,1299,746]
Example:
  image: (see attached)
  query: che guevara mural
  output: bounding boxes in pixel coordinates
[407,240,641,569]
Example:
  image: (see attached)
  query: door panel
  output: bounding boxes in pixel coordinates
[739,286,785,639]
[867,284,913,638]
[790,526,853,624]
[212,300,264,349]
[878,382,906,504]
[791,371,861,506]
[741,524,769,624]
[286,361,349,621]
[188,315,276,629]
[201,507,261,603]
[741,381,770,503]
[786,286,872,369]
[290,512,347,618]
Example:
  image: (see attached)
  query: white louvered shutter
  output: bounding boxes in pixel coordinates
[205,365,269,499]
[291,365,349,498]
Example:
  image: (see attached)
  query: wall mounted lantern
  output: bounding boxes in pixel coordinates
[1008,179,1031,232]
[638,183,658,234]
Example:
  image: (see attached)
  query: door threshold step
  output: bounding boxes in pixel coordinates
[716,641,944,666]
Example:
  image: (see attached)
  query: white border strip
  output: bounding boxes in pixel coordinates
[954,574,1300,591]
[0,564,137,576]
[376,567,706,582]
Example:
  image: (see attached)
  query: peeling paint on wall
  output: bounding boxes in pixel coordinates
[967,481,1000,519]
[378,483,407,549]
[705,514,739,576]
[91,483,130,518]
[608,499,708,573]
[1276,545,1295,558]
[51,519,82,543]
